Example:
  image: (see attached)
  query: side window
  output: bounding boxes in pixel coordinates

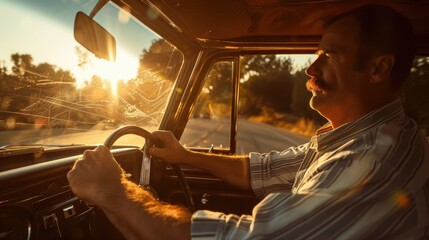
[180,54,429,155]
[402,56,429,137]
[181,60,233,149]
[235,54,429,155]
[237,54,321,154]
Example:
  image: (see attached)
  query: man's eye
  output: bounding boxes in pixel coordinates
[315,49,340,65]
[315,50,332,59]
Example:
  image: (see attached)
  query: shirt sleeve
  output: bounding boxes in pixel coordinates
[190,126,429,239]
[249,143,309,198]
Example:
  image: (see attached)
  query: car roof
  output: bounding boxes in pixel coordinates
[117,0,429,52]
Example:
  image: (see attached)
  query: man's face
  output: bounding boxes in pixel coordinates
[306,16,372,123]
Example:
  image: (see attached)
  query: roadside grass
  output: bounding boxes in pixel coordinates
[248,110,318,137]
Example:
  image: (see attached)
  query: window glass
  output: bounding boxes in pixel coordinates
[0,1,183,146]
[181,61,233,149]
[236,54,429,155]
[402,56,429,137]
[237,54,319,154]
[180,54,428,154]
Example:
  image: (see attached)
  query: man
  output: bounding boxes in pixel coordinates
[67,4,429,239]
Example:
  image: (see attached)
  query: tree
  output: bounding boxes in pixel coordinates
[75,46,91,69]
[290,66,326,126]
[1,53,78,126]
[11,53,34,76]
[402,56,429,134]
[291,67,313,118]
[204,61,233,105]
[191,61,233,118]
[239,55,295,116]
[138,39,182,81]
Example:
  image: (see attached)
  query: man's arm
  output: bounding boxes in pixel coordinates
[99,180,191,240]
[150,131,251,190]
[67,146,192,240]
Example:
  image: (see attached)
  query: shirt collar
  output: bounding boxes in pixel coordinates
[311,99,405,152]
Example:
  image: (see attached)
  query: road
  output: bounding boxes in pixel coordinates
[181,118,309,154]
[1,119,310,154]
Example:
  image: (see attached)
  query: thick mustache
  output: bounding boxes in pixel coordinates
[306,77,327,92]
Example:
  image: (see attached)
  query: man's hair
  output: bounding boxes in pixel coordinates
[325,4,415,90]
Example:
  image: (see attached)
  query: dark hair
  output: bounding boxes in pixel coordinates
[325,4,415,90]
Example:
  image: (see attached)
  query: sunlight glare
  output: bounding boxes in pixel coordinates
[73,48,139,93]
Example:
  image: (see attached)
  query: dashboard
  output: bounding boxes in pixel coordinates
[1,187,92,239]
[0,145,258,239]
[0,147,142,240]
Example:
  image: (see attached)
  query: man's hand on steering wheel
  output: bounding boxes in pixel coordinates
[149,130,190,165]
[66,129,193,240]
[67,127,195,211]
[67,145,126,208]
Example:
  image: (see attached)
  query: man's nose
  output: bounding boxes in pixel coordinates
[305,56,321,77]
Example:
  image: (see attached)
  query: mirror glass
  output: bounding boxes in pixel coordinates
[74,11,116,61]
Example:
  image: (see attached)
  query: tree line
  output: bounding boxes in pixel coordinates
[197,53,429,134]
[1,39,428,134]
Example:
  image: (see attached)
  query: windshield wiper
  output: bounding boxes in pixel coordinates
[0,144,85,157]
[0,145,45,157]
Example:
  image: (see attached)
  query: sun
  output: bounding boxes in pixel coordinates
[73,47,139,94]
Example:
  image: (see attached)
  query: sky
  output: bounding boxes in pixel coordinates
[0,0,92,68]
[0,0,315,88]
[0,1,73,67]
[0,0,159,87]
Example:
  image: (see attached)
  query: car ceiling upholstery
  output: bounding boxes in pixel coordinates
[149,0,429,43]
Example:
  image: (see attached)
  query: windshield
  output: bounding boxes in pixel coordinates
[0,0,183,146]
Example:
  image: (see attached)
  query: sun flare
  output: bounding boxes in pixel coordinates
[73,48,139,94]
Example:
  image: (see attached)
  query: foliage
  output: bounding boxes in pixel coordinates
[402,56,429,133]
[138,39,182,81]
[199,54,325,129]
[1,53,76,125]
[239,55,294,115]
[192,61,233,118]
[0,45,178,130]
[291,67,326,125]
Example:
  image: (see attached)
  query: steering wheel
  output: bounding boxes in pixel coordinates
[103,125,195,211]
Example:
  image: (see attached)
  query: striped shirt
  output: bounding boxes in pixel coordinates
[191,99,429,239]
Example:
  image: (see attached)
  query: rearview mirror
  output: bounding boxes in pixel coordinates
[74,11,116,61]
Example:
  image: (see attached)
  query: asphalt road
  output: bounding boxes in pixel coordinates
[181,118,309,154]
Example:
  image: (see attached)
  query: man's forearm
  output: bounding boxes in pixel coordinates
[100,178,192,240]
[149,131,252,190]
[184,150,251,190]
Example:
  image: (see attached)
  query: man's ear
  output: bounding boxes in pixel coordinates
[369,54,395,83]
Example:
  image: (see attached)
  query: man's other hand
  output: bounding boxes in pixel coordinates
[150,130,190,164]
[67,145,125,207]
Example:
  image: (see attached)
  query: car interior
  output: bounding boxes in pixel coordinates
[0,0,428,239]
